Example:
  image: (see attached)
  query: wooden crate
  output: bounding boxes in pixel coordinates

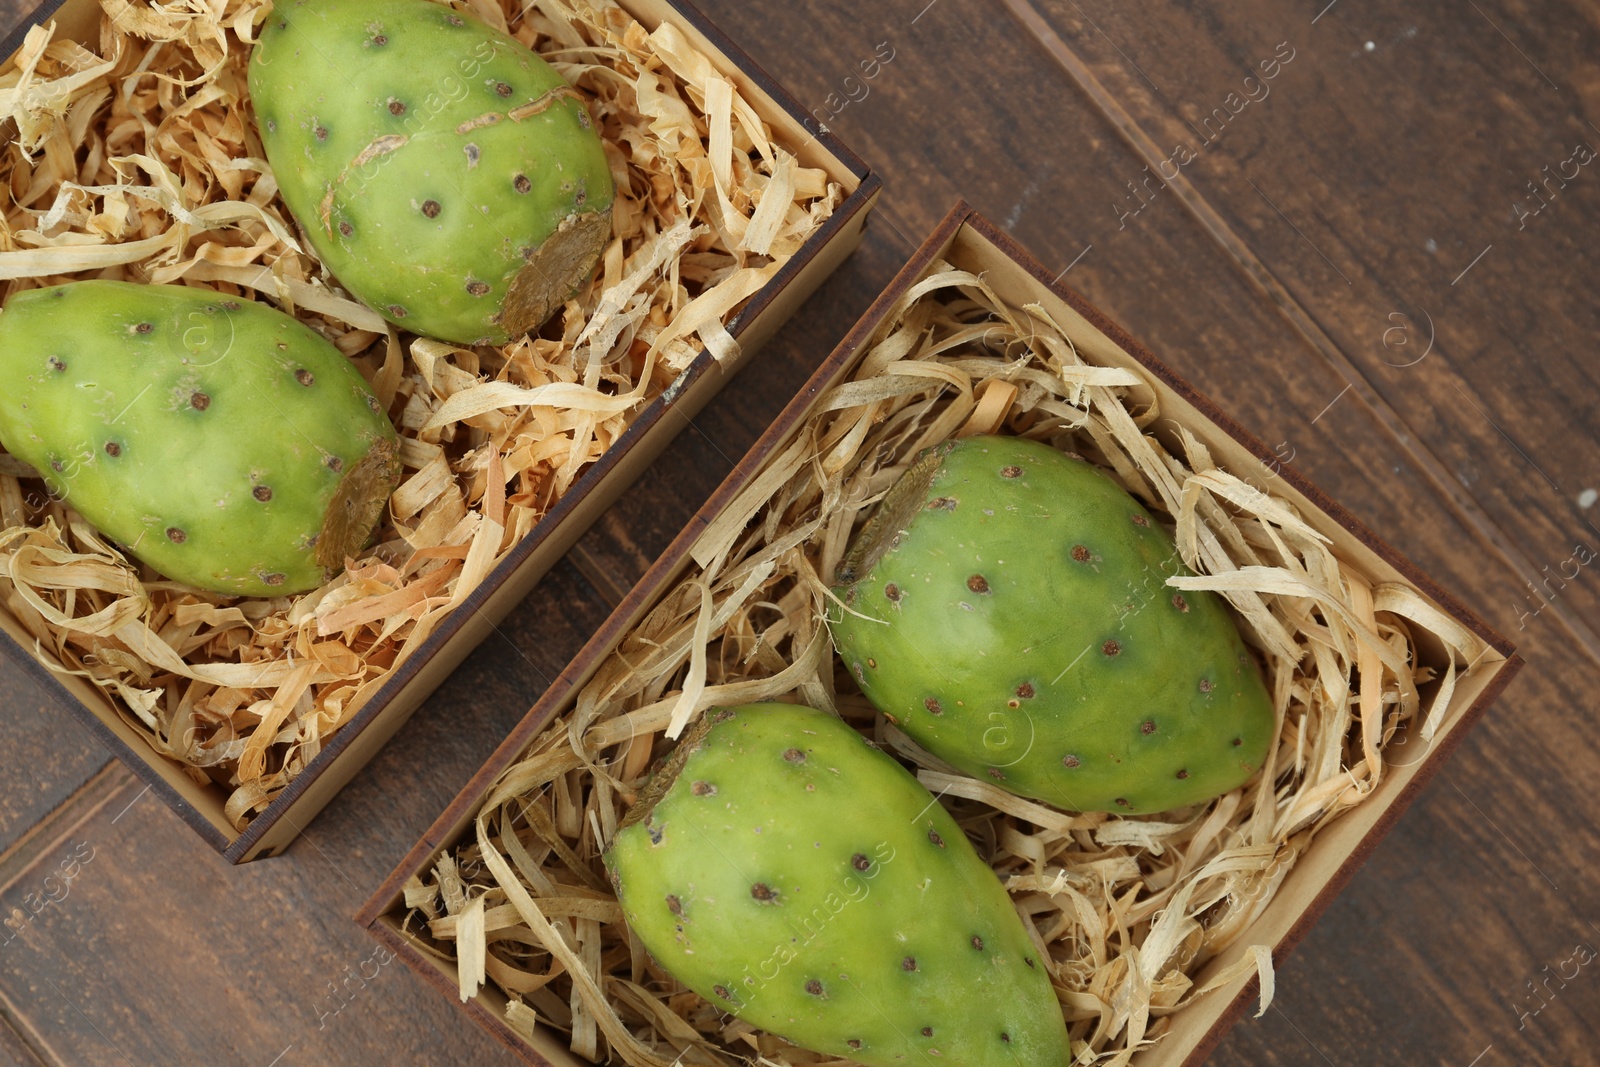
[0,0,881,862]
[359,202,1522,1065]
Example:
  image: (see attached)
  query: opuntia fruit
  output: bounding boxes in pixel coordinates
[605,702,1070,1066]
[828,436,1275,815]
[0,281,400,596]
[249,0,615,345]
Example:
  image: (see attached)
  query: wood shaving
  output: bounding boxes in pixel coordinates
[0,0,843,827]
[409,262,1492,1065]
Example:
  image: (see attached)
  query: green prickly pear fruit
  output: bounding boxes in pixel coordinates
[0,281,400,597]
[605,702,1070,1066]
[249,0,615,346]
[828,436,1275,815]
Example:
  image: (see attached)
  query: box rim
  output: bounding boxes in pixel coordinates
[0,0,882,860]
[358,200,1524,1066]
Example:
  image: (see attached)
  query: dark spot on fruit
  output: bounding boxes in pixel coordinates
[987,768,1004,780]
[712,984,732,1000]
[1007,699,1020,709]
[971,935,984,950]
[783,748,806,763]
[1102,639,1121,656]
[847,1040,862,1051]
[327,456,344,474]
[190,391,210,410]
[372,34,387,45]
[927,496,957,511]
[928,829,945,848]
[464,143,480,166]
[47,356,65,372]
[922,1027,934,1037]
[1001,1033,1012,1044]
[665,894,682,916]
[1000,465,1022,478]
[1132,514,1149,527]
[263,572,285,586]
[253,486,273,502]
[806,979,824,995]
[851,853,871,872]
[1172,594,1189,612]
[166,527,186,544]
[135,322,153,334]
[388,304,408,318]
[220,300,241,311]
[750,882,777,902]
[885,582,901,601]
[49,459,64,473]
[647,824,663,844]
[446,13,464,24]
[104,442,121,457]
[901,956,917,971]
[514,174,531,194]
[1176,769,1190,779]
[967,574,990,594]
[1141,719,1156,735]
[1062,754,1080,768]
[388,99,406,115]
[1233,737,1243,747]
[495,81,513,97]
[1199,678,1214,693]
[466,281,491,297]
[367,395,381,412]
[1016,682,1035,699]
[1072,544,1091,562]
[1114,797,1131,807]
[852,662,865,684]
[295,369,314,386]
[339,221,353,236]
[924,697,942,715]
[1024,957,1035,969]
[314,125,328,141]
[266,119,276,133]
[690,780,715,796]
[422,200,441,218]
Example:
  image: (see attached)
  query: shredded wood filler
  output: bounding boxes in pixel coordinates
[0,0,842,826]
[407,263,1493,1065]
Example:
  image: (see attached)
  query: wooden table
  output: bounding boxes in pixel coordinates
[2,0,1597,1063]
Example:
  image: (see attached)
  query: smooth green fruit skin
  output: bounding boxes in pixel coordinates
[605,703,1069,1067]
[828,436,1275,816]
[250,0,615,345]
[0,281,399,596]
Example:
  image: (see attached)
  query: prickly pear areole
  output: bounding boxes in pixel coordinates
[605,702,1072,1067]
[0,282,400,596]
[249,0,616,345]
[829,435,1276,815]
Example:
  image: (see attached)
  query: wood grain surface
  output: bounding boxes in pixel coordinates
[1,0,1597,1064]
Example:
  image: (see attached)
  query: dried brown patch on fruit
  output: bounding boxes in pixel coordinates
[190,392,210,410]
[1072,544,1091,562]
[783,748,806,763]
[1102,639,1121,656]
[967,574,990,594]
[1062,754,1081,768]
[1132,514,1149,527]
[750,882,777,902]
[295,368,314,386]
[166,527,187,544]
[1172,593,1189,612]
[253,486,273,502]
[851,853,871,872]
[1141,719,1157,735]
[1000,465,1022,478]
[690,780,716,796]
[924,697,942,715]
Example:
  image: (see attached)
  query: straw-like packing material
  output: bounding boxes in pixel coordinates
[0,0,843,826]
[403,261,1494,1066]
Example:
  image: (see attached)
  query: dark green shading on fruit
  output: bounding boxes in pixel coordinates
[828,436,1275,815]
[0,281,400,596]
[250,0,615,345]
[605,702,1070,1066]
